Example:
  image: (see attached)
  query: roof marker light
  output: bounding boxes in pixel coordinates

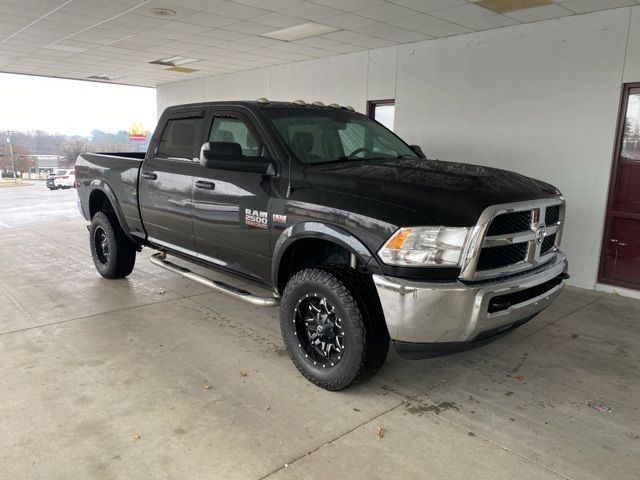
[312,101,325,107]
[256,97,269,104]
[293,100,306,106]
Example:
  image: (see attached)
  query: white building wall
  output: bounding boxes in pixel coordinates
[156,6,640,292]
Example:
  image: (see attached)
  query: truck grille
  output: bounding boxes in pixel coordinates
[546,206,560,225]
[541,233,556,254]
[486,211,532,236]
[461,198,564,280]
[477,243,528,271]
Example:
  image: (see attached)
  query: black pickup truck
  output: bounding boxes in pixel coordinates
[76,100,568,390]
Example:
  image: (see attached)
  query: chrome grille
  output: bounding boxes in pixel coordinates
[460,197,565,281]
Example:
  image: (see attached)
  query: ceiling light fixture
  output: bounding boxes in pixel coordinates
[166,66,198,73]
[262,22,339,42]
[44,44,87,53]
[150,56,200,66]
[87,74,123,81]
[149,8,176,16]
[476,0,551,13]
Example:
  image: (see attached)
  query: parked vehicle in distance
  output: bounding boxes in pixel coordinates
[54,169,75,189]
[47,169,75,189]
[75,100,569,390]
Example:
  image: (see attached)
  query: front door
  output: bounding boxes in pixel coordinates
[139,111,205,253]
[599,84,640,289]
[192,110,272,282]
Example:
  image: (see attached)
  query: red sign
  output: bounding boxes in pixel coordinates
[129,123,146,141]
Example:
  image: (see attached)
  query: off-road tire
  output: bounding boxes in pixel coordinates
[89,211,136,279]
[280,267,389,391]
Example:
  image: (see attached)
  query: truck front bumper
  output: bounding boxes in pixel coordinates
[373,253,568,359]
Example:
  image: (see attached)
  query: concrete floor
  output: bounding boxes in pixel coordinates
[1,189,639,479]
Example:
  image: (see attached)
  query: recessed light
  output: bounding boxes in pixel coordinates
[475,0,551,13]
[150,56,200,66]
[44,44,87,53]
[87,74,123,81]
[262,23,339,42]
[149,8,176,16]
[166,66,198,73]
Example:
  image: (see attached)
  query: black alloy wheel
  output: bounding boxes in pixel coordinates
[294,294,345,368]
[93,226,110,265]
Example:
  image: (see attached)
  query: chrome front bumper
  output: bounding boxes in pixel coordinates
[373,252,568,345]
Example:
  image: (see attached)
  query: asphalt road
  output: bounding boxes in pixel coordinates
[0,182,81,229]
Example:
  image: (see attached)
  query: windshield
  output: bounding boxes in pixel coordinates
[263,108,419,164]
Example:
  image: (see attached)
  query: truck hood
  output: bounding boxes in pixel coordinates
[303,158,559,226]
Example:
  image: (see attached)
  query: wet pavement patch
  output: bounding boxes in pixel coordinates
[405,401,460,415]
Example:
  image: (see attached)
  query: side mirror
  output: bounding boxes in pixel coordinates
[200,142,276,175]
[410,145,425,158]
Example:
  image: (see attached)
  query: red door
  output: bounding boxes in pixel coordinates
[600,84,640,289]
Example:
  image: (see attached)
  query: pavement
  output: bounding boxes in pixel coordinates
[0,187,639,480]
[0,183,80,229]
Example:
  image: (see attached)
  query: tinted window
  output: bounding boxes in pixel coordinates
[157,117,203,160]
[263,108,416,164]
[209,117,262,157]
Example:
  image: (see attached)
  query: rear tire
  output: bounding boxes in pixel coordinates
[89,211,136,279]
[280,267,389,391]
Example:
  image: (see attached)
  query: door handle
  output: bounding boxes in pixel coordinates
[141,172,157,180]
[195,180,215,190]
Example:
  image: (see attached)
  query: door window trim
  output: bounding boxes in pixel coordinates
[598,82,640,290]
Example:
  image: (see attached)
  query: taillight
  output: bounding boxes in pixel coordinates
[62,176,69,179]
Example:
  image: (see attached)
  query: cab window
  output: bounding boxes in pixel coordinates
[209,117,263,157]
[157,117,204,160]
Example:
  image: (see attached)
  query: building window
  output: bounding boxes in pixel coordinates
[367,99,395,131]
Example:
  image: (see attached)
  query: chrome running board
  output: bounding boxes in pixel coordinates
[149,252,280,307]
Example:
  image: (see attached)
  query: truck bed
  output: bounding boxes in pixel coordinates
[75,151,146,239]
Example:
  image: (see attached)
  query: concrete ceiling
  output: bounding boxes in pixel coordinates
[0,0,637,87]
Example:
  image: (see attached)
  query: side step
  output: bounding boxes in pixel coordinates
[149,252,280,307]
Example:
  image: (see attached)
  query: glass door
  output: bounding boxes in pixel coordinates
[599,84,640,289]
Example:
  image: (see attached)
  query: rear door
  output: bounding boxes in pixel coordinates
[192,109,273,282]
[139,110,205,253]
[600,84,640,290]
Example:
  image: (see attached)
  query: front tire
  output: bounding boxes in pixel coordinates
[89,211,136,279]
[280,267,389,391]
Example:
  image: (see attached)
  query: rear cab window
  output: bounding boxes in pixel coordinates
[156,116,205,160]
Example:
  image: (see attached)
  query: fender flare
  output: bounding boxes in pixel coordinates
[271,221,381,288]
[88,180,135,242]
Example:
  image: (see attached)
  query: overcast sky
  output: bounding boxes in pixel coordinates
[0,73,157,137]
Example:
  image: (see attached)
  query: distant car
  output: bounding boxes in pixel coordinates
[47,169,75,190]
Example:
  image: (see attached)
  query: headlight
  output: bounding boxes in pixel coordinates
[378,226,471,267]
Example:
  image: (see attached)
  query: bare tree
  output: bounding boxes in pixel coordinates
[61,139,89,167]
